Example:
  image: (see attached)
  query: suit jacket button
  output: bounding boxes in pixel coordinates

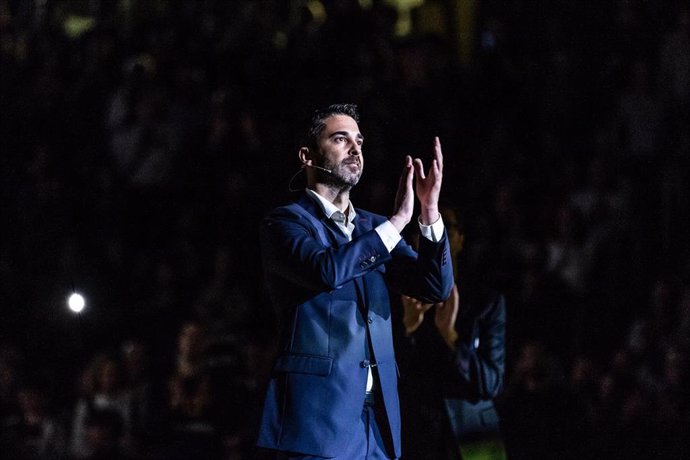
[360,360,370,368]
[370,256,376,262]
[368,316,373,324]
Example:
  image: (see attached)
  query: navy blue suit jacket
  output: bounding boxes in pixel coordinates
[257,193,454,457]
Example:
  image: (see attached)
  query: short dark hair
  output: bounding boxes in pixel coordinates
[301,103,360,153]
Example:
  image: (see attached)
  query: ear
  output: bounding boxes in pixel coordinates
[298,147,311,166]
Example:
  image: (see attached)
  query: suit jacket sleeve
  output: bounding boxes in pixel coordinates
[385,234,454,304]
[261,205,453,302]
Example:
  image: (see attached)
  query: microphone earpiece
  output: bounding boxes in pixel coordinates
[304,164,333,174]
[289,162,334,192]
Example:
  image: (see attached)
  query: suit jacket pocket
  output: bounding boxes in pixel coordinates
[273,352,333,376]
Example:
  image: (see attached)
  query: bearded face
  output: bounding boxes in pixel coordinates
[312,115,364,189]
[316,151,362,187]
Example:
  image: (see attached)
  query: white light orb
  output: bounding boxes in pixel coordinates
[68,293,86,313]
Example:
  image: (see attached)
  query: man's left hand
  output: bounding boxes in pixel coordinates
[414,137,443,225]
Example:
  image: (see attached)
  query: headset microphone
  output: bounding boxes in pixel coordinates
[304,164,333,174]
[288,163,334,192]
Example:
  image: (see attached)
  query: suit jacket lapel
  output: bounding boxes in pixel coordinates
[298,194,373,314]
[296,193,349,247]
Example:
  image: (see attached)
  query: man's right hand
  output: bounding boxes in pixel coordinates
[390,155,414,233]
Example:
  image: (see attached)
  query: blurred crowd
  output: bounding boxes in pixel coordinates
[1,0,689,458]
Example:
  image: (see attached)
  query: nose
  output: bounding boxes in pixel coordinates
[349,142,361,156]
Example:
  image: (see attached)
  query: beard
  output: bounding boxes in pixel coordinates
[317,157,362,188]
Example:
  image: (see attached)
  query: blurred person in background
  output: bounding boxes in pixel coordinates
[500,341,586,460]
[70,354,132,459]
[0,381,67,459]
[80,408,127,460]
[0,344,23,429]
[119,339,162,456]
[397,206,506,460]
[165,321,221,459]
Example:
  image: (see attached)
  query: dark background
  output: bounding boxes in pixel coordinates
[1,0,689,458]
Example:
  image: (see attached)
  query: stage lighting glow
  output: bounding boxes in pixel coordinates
[68,293,85,313]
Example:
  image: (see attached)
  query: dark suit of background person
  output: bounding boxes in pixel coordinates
[256,104,454,459]
[396,208,506,460]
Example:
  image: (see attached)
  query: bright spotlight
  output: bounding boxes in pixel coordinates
[68,293,85,313]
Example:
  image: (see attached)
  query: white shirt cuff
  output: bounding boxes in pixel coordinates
[375,220,402,253]
[419,215,445,242]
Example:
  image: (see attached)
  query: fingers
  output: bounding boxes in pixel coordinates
[413,158,425,180]
[404,155,413,177]
[413,137,443,180]
[431,159,440,178]
[434,136,443,168]
[433,137,444,176]
[394,155,414,218]
[402,295,421,311]
[398,155,412,193]
[391,155,417,230]
[405,155,414,187]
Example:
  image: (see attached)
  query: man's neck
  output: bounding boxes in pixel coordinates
[311,183,351,213]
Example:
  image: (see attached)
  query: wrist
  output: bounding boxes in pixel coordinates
[389,214,410,233]
[419,206,440,226]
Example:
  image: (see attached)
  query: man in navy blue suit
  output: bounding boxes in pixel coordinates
[257,104,454,459]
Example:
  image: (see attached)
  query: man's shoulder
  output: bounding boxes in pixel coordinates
[266,202,301,216]
[264,193,314,218]
[263,203,307,224]
[262,197,323,232]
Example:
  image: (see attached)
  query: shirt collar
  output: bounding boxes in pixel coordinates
[305,188,357,224]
